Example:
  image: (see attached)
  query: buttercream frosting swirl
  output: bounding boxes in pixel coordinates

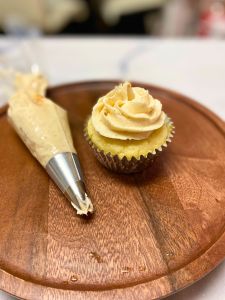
[91,82,166,140]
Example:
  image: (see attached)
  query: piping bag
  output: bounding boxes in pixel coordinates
[7,73,93,215]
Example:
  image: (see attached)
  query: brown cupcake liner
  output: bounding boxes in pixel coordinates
[84,118,175,174]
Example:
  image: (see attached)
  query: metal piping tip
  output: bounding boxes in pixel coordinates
[70,194,93,215]
[46,152,94,215]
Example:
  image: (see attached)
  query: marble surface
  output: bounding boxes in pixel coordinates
[0,37,224,300]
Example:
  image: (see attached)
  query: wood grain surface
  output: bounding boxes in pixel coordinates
[0,81,224,300]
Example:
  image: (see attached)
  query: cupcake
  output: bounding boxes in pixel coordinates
[85,82,174,173]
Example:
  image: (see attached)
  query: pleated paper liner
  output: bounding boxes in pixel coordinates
[84,117,175,174]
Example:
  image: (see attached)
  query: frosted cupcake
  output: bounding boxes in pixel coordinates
[85,82,174,173]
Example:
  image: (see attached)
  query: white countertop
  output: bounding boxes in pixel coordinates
[0,37,224,300]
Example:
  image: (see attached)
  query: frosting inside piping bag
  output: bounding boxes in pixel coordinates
[8,73,76,167]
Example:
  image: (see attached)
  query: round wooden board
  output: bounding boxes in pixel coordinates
[0,81,225,300]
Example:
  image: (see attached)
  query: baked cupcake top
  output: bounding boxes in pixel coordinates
[91,82,166,140]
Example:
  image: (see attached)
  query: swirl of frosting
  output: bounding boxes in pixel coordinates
[91,82,166,140]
